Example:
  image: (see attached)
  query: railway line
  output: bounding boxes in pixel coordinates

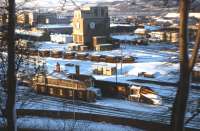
[16,87,200,129]
[16,88,170,121]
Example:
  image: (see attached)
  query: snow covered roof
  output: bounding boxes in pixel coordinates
[50,34,72,37]
[47,71,70,80]
[37,41,68,51]
[134,28,147,34]
[164,13,200,19]
[156,18,174,23]
[142,93,162,105]
[130,85,141,90]
[144,25,161,31]
[37,24,72,29]
[111,34,141,41]
[193,63,200,71]
[110,24,133,27]
[15,29,44,37]
[97,44,113,46]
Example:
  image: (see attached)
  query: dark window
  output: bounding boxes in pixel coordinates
[94,8,98,16]
[101,9,104,16]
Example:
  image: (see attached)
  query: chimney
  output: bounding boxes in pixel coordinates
[2,14,7,25]
[75,65,80,76]
[55,62,61,72]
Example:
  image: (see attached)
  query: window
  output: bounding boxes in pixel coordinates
[79,35,83,42]
[45,18,49,24]
[60,89,63,96]
[79,92,83,98]
[50,88,53,95]
[131,89,139,95]
[94,8,98,16]
[69,90,73,97]
[41,86,45,93]
[101,9,104,16]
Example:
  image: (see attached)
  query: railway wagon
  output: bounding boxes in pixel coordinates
[63,52,76,59]
[128,85,161,105]
[122,56,135,63]
[39,50,51,57]
[99,55,106,62]
[50,50,63,58]
[30,49,38,56]
[76,52,89,60]
[90,55,101,62]
[138,72,155,78]
[105,55,120,63]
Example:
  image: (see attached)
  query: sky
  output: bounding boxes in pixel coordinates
[16,0,120,7]
[16,0,115,7]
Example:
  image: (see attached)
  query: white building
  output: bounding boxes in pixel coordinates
[50,34,73,44]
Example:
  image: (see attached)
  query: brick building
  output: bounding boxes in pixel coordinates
[72,6,110,49]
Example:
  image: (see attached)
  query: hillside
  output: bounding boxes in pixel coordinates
[95,0,200,16]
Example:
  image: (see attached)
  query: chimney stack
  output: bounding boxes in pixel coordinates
[75,65,80,76]
[2,14,7,25]
[55,62,61,72]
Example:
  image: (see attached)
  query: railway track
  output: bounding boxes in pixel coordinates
[16,83,200,129]
[16,89,171,124]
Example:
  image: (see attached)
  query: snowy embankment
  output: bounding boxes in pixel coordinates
[1,117,144,131]
[18,117,144,131]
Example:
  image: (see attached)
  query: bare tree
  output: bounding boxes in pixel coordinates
[6,0,17,130]
[171,0,200,131]
[0,0,37,130]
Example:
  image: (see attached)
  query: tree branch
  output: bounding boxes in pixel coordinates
[189,24,200,72]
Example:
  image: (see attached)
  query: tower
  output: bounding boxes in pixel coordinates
[72,6,110,49]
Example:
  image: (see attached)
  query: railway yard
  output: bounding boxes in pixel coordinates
[13,41,200,130]
[16,84,200,129]
[1,1,200,130]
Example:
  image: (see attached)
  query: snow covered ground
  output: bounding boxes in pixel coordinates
[16,41,199,128]
[34,42,181,84]
[17,117,144,131]
[1,117,144,131]
[95,98,169,113]
[31,41,200,99]
[0,84,195,130]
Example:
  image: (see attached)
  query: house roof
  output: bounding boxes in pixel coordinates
[47,71,71,80]
[164,13,200,19]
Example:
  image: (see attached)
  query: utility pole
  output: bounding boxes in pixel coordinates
[120,44,123,75]
[116,61,118,85]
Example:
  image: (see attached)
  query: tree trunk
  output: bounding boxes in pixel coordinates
[189,24,200,72]
[6,0,17,130]
[171,0,190,131]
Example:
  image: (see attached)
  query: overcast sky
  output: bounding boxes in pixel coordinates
[15,0,111,8]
